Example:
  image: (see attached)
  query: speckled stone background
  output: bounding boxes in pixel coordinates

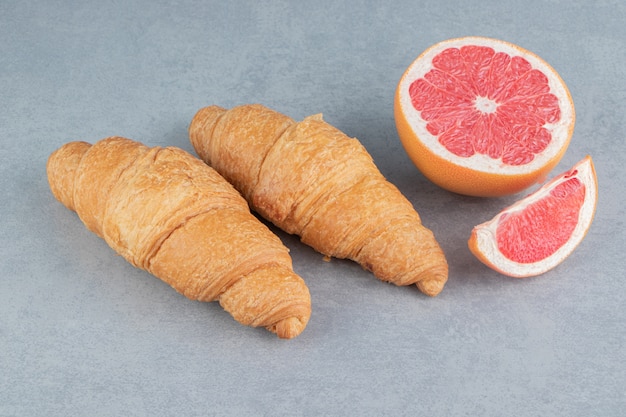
[1,1,624,416]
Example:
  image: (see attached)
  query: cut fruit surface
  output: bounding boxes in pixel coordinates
[468,156,597,278]
[395,36,575,197]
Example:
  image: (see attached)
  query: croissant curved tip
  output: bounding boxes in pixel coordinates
[270,316,309,339]
[189,105,225,138]
[416,278,446,297]
[416,269,448,297]
[47,141,92,211]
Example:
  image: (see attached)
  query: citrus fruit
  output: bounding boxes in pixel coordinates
[394,36,575,197]
[468,156,597,278]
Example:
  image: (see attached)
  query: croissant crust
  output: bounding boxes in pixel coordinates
[190,104,448,296]
[47,137,311,338]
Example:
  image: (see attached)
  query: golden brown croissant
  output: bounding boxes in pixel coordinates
[189,104,448,296]
[47,137,311,338]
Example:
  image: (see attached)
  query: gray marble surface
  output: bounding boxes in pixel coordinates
[1,1,624,416]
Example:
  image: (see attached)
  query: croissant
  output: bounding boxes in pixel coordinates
[47,137,311,338]
[189,104,448,296]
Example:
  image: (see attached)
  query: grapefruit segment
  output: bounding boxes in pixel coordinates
[395,36,575,197]
[468,156,597,278]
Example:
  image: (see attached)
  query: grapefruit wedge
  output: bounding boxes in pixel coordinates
[468,156,597,278]
[395,36,575,197]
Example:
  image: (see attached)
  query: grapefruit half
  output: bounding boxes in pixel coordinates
[468,156,597,278]
[395,36,575,197]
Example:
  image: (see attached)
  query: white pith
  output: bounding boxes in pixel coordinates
[398,37,575,175]
[475,96,498,114]
[472,157,596,277]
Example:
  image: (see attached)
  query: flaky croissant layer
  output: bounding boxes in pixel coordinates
[47,137,311,339]
[189,104,448,296]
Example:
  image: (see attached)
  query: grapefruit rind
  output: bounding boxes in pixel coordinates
[468,156,597,278]
[395,36,575,197]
